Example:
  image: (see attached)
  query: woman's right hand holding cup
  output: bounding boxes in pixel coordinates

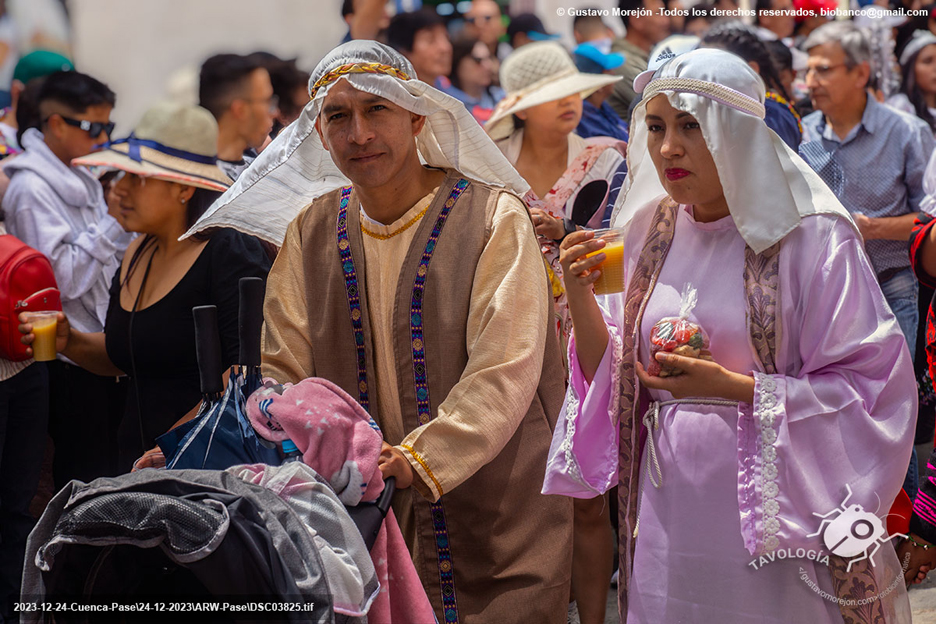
[560,230,612,384]
[559,230,606,295]
[18,311,70,358]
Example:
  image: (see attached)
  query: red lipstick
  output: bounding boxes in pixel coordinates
[665,168,690,180]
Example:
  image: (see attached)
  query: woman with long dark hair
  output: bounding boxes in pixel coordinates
[19,102,271,471]
[889,30,936,134]
[702,21,803,148]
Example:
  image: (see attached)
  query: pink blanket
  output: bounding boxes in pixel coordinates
[247,378,436,624]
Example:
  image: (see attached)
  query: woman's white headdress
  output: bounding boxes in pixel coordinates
[611,48,854,254]
[900,30,936,66]
[183,40,530,244]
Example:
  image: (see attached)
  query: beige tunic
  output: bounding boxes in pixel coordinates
[261,171,572,623]
[267,188,553,501]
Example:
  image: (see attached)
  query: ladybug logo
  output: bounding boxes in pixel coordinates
[806,484,905,572]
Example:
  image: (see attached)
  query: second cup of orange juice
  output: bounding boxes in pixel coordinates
[24,311,59,362]
[584,229,625,296]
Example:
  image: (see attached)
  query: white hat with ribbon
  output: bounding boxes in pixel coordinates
[484,41,621,141]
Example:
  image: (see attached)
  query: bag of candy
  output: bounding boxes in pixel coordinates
[647,283,712,377]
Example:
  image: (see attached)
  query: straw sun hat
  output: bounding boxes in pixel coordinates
[484,41,622,141]
[73,101,232,191]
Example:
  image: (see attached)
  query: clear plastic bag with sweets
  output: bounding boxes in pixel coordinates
[647,283,713,377]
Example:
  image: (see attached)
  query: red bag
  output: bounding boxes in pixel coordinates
[0,234,61,361]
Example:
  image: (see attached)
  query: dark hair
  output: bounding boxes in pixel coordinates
[450,36,481,91]
[764,39,793,73]
[387,9,445,53]
[618,0,647,28]
[341,0,354,17]
[199,53,265,119]
[37,70,115,114]
[702,21,792,101]
[573,13,609,32]
[754,0,777,23]
[247,51,307,125]
[900,45,936,132]
[15,76,45,146]
[186,188,222,231]
[266,59,308,120]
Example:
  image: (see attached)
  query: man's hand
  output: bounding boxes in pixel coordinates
[897,535,936,586]
[636,351,756,403]
[852,212,875,241]
[378,441,414,489]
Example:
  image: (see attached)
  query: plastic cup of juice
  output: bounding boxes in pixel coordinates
[584,229,625,296]
[24,311,58,362]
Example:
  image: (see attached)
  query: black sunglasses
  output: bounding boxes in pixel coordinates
[46,115,116,139]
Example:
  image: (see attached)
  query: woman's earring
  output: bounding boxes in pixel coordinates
[180,197,187,204]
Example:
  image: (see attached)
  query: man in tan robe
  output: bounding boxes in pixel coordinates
[255,42,572,623]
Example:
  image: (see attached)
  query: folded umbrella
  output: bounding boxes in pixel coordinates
[157,277,280,469]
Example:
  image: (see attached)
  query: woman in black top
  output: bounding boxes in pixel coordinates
[20,102,271,471]
[104,228,269,468]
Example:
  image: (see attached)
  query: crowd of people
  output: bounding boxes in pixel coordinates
[5,0,936,622]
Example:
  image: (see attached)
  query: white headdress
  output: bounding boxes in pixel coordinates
[900,29,936,66]
[611,48,855,254]
[183,40,530,244]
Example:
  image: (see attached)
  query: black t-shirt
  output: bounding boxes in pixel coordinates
[105,228,272,470]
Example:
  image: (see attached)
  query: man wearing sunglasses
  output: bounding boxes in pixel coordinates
[464,0,509,65]
[3,70,132,495]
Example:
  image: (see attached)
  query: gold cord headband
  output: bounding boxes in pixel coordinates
[643,77,765,119]
[310,62,411,99]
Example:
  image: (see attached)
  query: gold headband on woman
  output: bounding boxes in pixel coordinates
[310,62,412,99]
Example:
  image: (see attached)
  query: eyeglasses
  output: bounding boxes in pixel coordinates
[805,63,849,80]
[244,94,279,114]
[46,115,115,138]
[466,15,497,24]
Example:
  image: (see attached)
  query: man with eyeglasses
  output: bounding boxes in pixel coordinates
[3,70,132,491]
[199,53,278,181]
[464,0,509,63]
[800,21,935,499]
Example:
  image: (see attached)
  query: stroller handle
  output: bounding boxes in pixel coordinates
[193,305,224,397]
[347,476,397,551]
[238,277,265,368]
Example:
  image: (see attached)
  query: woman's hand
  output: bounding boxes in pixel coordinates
[378,441,414,489]
[530,208,566,241]
[18,311,70,357]
[636,351,755,403]
[559,230,607,291]
[897,535,936,586]
[560,230,612,383]
[132,446,166,471]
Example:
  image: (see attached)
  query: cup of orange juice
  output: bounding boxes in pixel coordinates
[584,229,625,296]
[24,311,58,362]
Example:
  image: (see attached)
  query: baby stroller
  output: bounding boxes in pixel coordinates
[20,279,397,623]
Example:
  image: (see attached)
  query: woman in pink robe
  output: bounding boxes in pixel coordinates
[544,49,916,623]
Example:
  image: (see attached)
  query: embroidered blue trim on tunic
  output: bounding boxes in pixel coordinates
[409,178,468,623]
[336,179,469,622]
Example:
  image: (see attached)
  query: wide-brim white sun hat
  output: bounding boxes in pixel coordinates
[73,101,231,192]
[485,41,622,141]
